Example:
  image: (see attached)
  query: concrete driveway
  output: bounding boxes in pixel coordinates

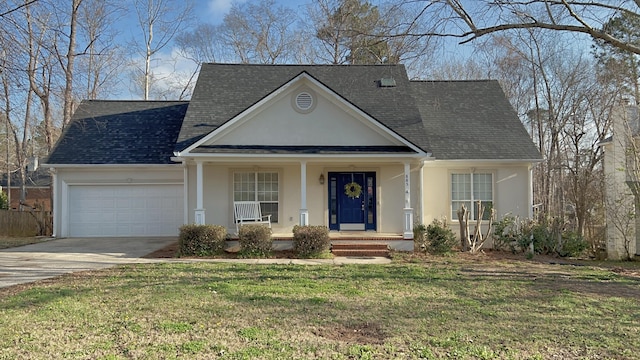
[0,237,177,289]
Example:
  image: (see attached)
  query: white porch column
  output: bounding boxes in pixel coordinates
[528,165,534,219]
[403,162,414,239]
[300,161,309,226]
[194,161,205,225]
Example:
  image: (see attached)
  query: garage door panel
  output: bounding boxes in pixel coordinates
[68,184,183,237]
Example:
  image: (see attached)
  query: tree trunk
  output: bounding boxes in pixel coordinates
[457,204,469,252]
[63,0,81,127]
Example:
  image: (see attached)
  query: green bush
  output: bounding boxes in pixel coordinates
[413,223,428,252]
[557,231,588,258]
[517,218,564,255]
[498,216,588,258]
[492,215,519,252]
[0,191,7,210]
[293,225,331,258]
[178,224,227,257]
[425,219,457,255]
[238,224,273,258]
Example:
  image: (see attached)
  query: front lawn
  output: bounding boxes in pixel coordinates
[0,256,638,359]
[0,236,52,249]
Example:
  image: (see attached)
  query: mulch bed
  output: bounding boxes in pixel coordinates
[142,242,299,259]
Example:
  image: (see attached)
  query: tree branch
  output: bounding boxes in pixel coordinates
[459,22,640,55]
[0,0,40,18]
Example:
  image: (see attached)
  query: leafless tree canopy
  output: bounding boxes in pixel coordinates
[397,1,640,55]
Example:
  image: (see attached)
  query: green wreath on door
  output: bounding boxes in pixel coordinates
[344,182,362,199]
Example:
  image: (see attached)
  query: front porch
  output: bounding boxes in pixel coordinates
[186,160,423,240]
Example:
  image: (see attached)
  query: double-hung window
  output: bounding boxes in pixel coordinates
[233,172,279,222]
[451,173,493,220]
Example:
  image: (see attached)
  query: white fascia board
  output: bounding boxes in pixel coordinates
[177,152,425,160]
[177,72,427,157]
[422,158,543,167]
[174,154,428,165]
[41,163,183,168]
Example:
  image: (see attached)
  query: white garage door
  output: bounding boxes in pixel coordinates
[68,184,183,237]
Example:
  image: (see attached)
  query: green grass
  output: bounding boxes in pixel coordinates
[0,257,639,359]
[0,236,52,249]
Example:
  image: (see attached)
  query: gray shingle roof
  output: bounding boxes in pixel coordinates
[410,80,542,160]
[46,65,541,164]
[176,63,428,153]
[0,168,51,187]
[46,100,188,165]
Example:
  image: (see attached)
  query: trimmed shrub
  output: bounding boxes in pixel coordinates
[178,224,226,257]
[238,224,272,257]
[293,225,331,258]
[425,219,457,255]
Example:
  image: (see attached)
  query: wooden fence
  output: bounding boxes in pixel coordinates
[0,210,52,237]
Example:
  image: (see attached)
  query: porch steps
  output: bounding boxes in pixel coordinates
[330,243,390,257]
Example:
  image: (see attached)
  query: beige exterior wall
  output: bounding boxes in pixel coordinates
[420,161,532,247]
[188,162,418,235]
[50,161,535,242]
[421,162,531,223]
[204,80,403,148]
[186,160,533,242]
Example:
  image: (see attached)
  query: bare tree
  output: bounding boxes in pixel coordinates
[131,0,193,100]
[0,0,39,18]
[218,0,300,64]
[175,23,221,65]
[76,0,125,100]
[61,0,82,127]
[401,1,640,55]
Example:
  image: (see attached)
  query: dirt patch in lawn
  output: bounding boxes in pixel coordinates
[313,322,387,345]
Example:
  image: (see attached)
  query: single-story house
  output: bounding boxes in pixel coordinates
[1,167,52,211]
[44,63,541,241]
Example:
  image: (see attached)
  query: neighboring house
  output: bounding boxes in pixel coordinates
[601,105,640,259]
[44,64,541,240]
[0,168,52,211]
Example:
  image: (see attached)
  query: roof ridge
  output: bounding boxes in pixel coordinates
[202,62,403,68]
[83,99,189,103]
[410,79,496,83]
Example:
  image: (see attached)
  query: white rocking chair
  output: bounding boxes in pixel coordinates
[234,201,272,233]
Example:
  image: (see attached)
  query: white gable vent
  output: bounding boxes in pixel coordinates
[292,90,316,114]
[296,92,313,109]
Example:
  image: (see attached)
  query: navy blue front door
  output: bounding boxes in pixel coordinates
[329,172,376,231]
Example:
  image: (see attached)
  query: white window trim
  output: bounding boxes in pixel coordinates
[450,171,495,221]
[231,168,281,223]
